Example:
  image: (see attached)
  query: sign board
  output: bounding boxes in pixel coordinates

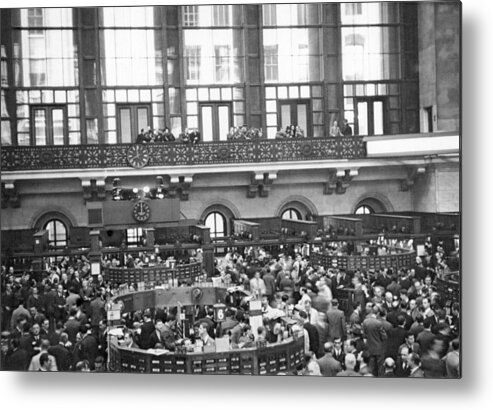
[107,309,121,321]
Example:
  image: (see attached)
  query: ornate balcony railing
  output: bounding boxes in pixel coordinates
[1,137,366,172]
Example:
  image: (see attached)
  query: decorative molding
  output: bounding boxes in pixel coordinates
[247,171,277,198]
[81,178,107,201]
[400,167,426,191]
[1,181,19,208]
[324,168,358,195]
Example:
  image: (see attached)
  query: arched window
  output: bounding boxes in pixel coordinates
[355,205,374,215]
[205,211,226,238]
[281,208,302,220]
[44,219,67,248]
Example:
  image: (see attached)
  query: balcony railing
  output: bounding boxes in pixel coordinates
[1,137,366,171]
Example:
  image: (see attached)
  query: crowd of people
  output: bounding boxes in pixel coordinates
[0,239,460,377]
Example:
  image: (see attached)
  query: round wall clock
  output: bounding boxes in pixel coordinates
[126,145,150,168]
[132,201,151,222]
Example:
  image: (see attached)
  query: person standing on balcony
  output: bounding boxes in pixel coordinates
[330,121,343,137]
[342,119,353,136]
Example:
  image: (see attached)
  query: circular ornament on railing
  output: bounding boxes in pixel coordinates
[301,143,313,156]
[39,151,54,165]
[218,147,230,159]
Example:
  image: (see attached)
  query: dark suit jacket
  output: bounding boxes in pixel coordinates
[139,321,155,349]
[263,273,276,296]
[89,298,105,327]
[386,327,408,359]
[49,344,72,371]
[64,318,81,345]
[149,329,164,348]
[394,357,411,377]
[326,308,346,341]
[303,322,320,357]
[362,317,387,355]
[5,348,30,371]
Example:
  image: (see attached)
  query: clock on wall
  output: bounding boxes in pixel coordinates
[126,145,150,168]
[132,201,151,223]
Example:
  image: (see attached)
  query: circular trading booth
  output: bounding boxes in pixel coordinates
[107,284,305,375]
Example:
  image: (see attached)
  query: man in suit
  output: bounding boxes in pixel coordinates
[262,268,277,301]
[53,284,67,324]
[48,332,72,371]
[398,332,420,356]
[73,325,98,370]
[149,319,165,348]
[416,317,435,353]
[4,338,30,371]
[407,352,424,377]
[88,290,106,334]
[326,299,346,342]
[386,315,408,360]
[138,311,155,350]
[317,342,342,377]
[28,339,58,371]
[332,338,345,368]
[64,308,81,345]
[299,310,319,358]
[362,305,388,376]
[394,346,411,377]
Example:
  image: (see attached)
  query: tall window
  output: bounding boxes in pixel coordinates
[44,219,67,248]
[264,45,278,82]
[262,28,321,83]
[99,7,162,86]
[12,8,78,87]
[116,104,151,143]
[205,212,226,238]
[183,30,243,85]
[185,46,201,82]
[31,105,67,145]
[215,45,231,83]
[341,3,400,82]
[126,228,144,247]
[355,98,385,135]
[200,103,231,141]
[281,208,302,220]
[278,100,310,135]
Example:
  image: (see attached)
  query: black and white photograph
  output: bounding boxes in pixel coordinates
[0,0,465,391]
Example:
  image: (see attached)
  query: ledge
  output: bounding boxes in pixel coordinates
[0,137,366,172]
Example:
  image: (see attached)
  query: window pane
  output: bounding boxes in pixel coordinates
[357,101,368,136]
[1,121,12,145]
[218,105,230,141]
[137,107,149,131]
[297,104,307,132]
[205,212,225,238]
[52,108,64,145]
[373,101,384,135]
[263,28,321,83]
[281,104,291,128]
[201,106,213,142]
[119,107,131,143]
[34,109,47,145]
